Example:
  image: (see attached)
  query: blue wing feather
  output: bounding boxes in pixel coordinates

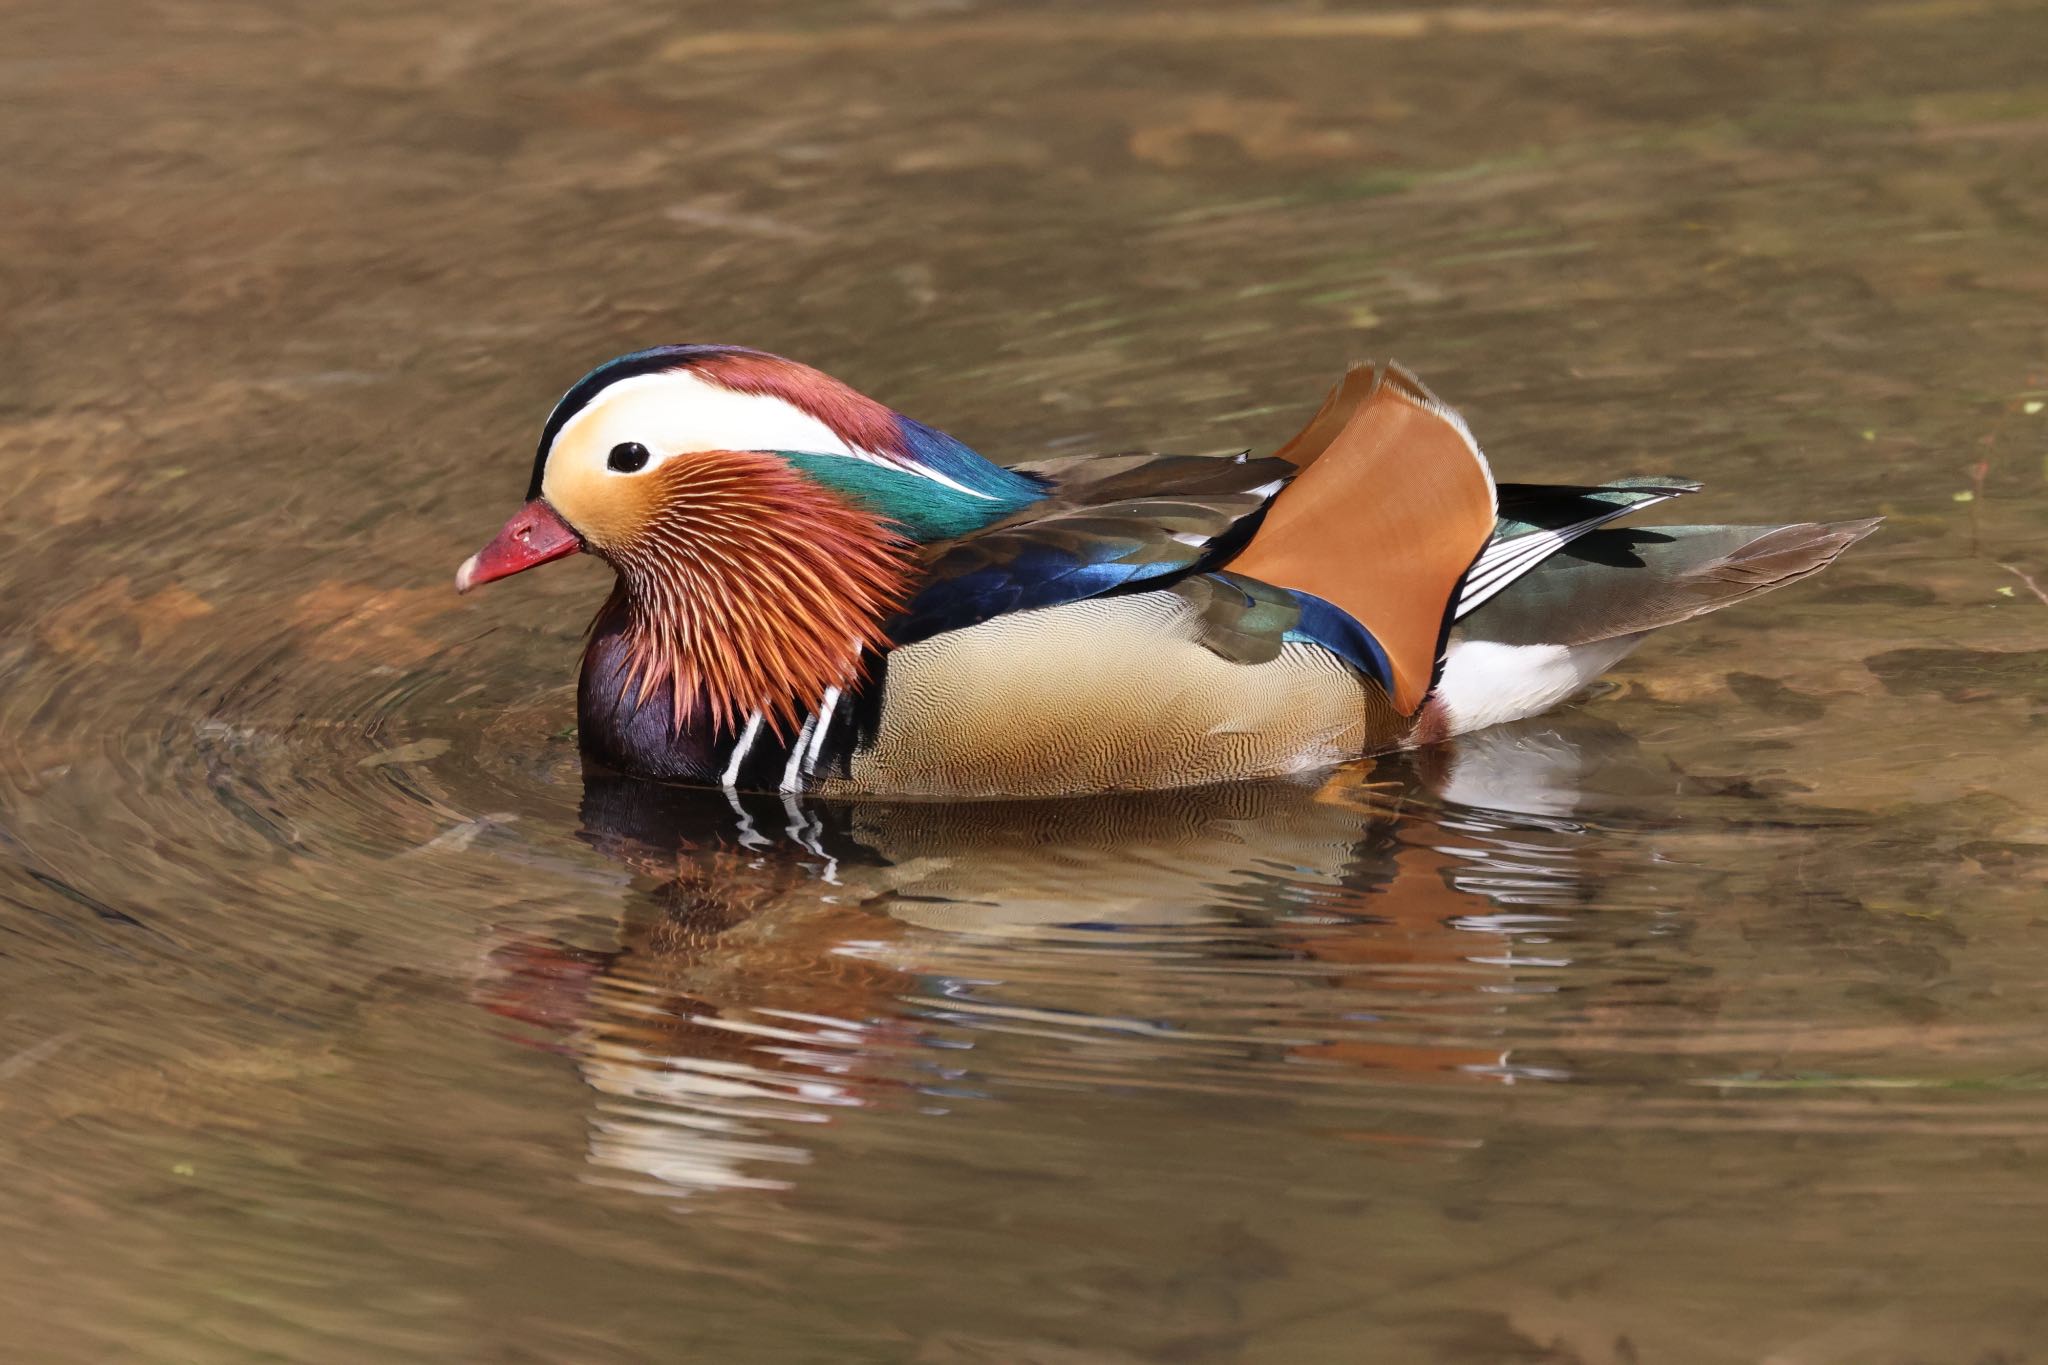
[885,457,1291,647]
[1283,591,1396,696]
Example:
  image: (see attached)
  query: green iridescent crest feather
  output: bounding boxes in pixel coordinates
[778,451,1039,541]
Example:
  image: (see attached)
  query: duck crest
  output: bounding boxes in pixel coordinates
[597,447,915,739]
[530,344,1043,505]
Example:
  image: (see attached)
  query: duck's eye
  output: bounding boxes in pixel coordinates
[607,441,650,473]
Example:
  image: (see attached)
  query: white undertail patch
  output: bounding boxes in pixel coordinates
[1432,636,1644,736]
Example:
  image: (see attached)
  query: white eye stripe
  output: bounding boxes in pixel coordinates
[544,368,1000,499]
[551,370,863,471]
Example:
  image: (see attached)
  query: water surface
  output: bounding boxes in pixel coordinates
[4,1,2047,1360]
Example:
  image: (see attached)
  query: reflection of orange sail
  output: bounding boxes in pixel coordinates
[474,754,1594,1199]
[1289,840,1520,1079]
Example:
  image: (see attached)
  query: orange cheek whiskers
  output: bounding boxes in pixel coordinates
[605,450,914,738]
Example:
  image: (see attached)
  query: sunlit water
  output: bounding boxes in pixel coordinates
[5,1,2047,1360]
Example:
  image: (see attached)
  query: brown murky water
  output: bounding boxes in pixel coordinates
[5,1,2048,1360]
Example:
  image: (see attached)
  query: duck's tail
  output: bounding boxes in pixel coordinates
[1458,519,1881,648]
[1228,362,1878,735]
[1431,519,1880,736]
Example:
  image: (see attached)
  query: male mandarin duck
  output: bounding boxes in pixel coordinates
[456,346,1874,798]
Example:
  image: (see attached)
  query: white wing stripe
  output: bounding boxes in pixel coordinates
[1455,492,1684,618]
[1459,530,1577,610]
[1466,527,1572,590]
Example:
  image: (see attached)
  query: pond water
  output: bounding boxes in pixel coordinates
[5,1,2048,1360]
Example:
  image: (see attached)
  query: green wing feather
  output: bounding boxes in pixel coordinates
[1490,478,1702,541]
[1164,571,1302,666]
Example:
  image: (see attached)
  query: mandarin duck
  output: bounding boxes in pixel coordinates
[456,346,1874,797]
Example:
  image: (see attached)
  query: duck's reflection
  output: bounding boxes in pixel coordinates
[478,723,1624,1197]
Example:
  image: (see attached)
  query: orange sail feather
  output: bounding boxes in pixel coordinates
[1227,363,1497,714]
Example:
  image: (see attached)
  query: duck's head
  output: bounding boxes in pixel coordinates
[456,345,1044,733]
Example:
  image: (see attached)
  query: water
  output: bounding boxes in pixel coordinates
[5,0,2047,1359]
